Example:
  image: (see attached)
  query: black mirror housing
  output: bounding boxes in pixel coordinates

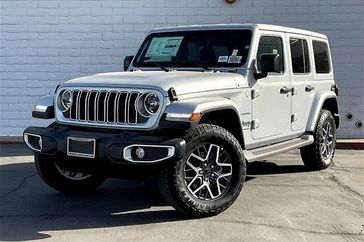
[260,53,281,73]
[254,54,281,80]
[253,71,268,80]
[123,56,134,71]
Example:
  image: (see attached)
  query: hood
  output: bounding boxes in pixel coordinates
[63,71,246,96]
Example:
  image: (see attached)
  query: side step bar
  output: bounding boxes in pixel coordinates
[244,135,314,162]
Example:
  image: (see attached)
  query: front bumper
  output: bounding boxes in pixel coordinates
[23,125,185,165]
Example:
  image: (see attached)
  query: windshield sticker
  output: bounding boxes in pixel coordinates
[145,36,184,58]
[228,56,242,64]
[231,49,239,56]
[272,49,278,55]
[218,56,229,63]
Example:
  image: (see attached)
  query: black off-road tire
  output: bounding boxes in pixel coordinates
[158,124,246,217]
[35,154,106,194]
[300,109,337,170]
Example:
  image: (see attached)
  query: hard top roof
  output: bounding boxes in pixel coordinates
[149,23,327,39]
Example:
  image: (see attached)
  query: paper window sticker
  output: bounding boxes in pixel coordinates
[231,49,239,56]
[228,56,242,63]
[272,49,278,55]
[146,36,184,57]
[218,56,229,62]
[162,37,184,56]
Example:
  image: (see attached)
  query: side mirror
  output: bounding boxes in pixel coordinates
[254,53,281,80]
[261,53,280,73]
[123,55,134,71]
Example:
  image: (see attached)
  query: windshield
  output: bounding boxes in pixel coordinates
[133,30,252,68]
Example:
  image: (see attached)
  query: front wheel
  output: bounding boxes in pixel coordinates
[158,124,246,217]
[35,154,106,193]
[300,109,337,170]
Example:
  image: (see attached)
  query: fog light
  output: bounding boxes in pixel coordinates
[24,133,42,152]
[135,147,145,159]
[38,138,42,148]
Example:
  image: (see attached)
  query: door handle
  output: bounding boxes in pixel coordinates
[280,86,291,94]
[305,85,314,92]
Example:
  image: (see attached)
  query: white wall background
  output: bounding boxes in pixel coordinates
[1,0,363,138]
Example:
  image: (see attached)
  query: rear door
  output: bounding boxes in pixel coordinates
[251,32,292,140]
[287,34,314,132]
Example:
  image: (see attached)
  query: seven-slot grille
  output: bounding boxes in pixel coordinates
[64,90,148,125]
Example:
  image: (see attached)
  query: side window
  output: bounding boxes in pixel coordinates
[312,41,330,74]
[290,38,310,74]
[257,36,284,73]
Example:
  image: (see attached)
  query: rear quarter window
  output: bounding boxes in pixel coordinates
[312,41,331,74]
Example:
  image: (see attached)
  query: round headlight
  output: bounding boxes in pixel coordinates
[58,90,72,112]
[144,93,160,115]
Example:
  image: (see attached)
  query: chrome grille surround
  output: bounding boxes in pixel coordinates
[55,87,165,130]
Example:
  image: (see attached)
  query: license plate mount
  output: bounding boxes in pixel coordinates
[67,137,96,159]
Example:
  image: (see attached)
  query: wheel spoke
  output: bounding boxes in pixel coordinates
[206,184,216,199]
[218,161,232,168]
[205,144,215,161]
[216,179,222,196]
[187,174,199,188]
[203,145,208,155]
[321,145,327,156]
[190,153,205,163]
[193,183,206,195]
[186,160,200,172]
[218,172,232,178]
[325,146,330,158]
[323,127,327,135]
[216,150,232,168]
[215,172,232,196]
[214,144,220,163]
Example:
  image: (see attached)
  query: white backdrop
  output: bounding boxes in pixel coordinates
[1,0,363,138]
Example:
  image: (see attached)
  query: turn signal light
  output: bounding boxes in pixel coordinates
[189,113,201,122]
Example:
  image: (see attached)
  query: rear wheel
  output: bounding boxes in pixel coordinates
[158,124,246,217]
[35,154,106,193]
[300,109,336,170]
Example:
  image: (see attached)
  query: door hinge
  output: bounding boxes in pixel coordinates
[251,119,260,129]
[291,114,298,123]
[291,87,298,95]
[251,89,260,99]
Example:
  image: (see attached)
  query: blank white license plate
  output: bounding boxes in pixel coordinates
[67,137,96,159]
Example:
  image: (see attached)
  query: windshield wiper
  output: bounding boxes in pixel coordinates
[186,61,213,71]
[149,61,215,72]
[149,62,170,72]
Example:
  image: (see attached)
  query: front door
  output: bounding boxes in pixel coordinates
[251,33,292,140]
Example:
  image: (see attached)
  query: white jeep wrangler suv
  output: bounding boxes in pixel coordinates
[24,24,339,217]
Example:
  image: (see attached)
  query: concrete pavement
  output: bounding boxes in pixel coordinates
[0,144,363,241]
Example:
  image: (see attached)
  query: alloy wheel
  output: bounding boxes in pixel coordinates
[184,143,232,200]
[320,121,334,162]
